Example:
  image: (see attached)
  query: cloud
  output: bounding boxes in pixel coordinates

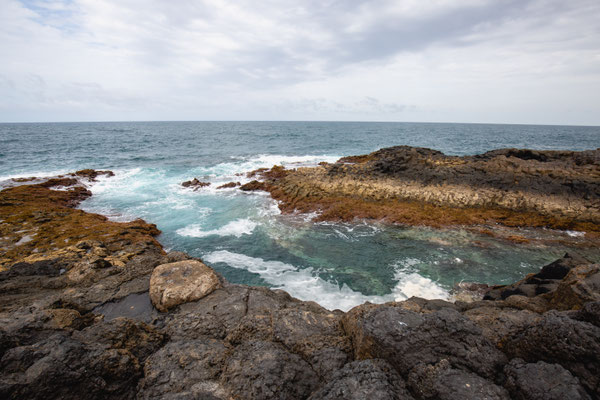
[0,0,599,124]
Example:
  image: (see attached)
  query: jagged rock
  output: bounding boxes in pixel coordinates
[221,340,320,400]
[149,260,221,312]
[546,263,600,310]
[239,180,267,191]
[0,332,142,399]
[216,181,240,189]
[503,358,591,400]
[343,304,507,379]
[484,253,592,307]
[138,339,228,399]
[502,311,600,396]
[463,306,542,347]
[407,359,509,400]
[181,178,210,190]
[573,301,600,327]
[308,359,414,400]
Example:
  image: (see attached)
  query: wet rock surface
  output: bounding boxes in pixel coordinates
[181,178,211,190]
[1,171,600,399]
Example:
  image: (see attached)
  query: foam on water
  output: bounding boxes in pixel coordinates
[203,250,450,311]
[390,257,450,301]
[177,219,258,238]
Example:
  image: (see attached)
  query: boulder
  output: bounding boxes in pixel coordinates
[308,359,414,400]
[149,260,221,312]
[407,359,509,400]
[221,340,320,400]
[483,253,591,307]
[546,264,600,310]
[502,311,600,396]
[503,358,591,400]
[342,304,507,379]
[138,339,229,399]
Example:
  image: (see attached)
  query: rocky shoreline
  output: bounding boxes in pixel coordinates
[239,146,600,236]
[1,153,599,399]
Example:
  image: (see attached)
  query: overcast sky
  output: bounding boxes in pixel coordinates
[1,0,599,125]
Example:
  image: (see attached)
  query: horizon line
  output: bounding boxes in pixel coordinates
[1,119,599,128]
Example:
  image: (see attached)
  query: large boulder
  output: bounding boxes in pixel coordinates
[502,311,600,396]
[546,264,600,310]
[503,358,591,400]
[149,260,221,312]
[221,340,320,400]
[407,359,509,400]
[308,359,414,400]
[342,303,507,379]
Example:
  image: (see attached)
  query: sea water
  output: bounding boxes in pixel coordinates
[1,121,599,311]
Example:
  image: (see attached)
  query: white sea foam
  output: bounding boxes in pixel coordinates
[390,257,450,301]
[203,250,450,311]
[177,219,257,238]
[566,230,585,238]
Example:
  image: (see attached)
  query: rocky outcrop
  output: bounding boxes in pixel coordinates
[1,172,599,399]
[217,181,240,189]
[240,146,600,233]
[149,260,221,312]
[181,178,210,190]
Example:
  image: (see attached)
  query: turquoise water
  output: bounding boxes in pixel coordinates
[1,121,599,310]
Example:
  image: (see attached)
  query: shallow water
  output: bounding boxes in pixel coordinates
[1,121,599,310]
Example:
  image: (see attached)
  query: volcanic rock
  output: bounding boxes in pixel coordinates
[244,146,600,232]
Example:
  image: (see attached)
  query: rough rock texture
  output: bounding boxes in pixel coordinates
[1,170,600,399]
[240,146,600,233]
[308,359,413,400]
[407,359,509,400]
[342,304,507,379]
[149,260,221,312]
[503,358,591,400]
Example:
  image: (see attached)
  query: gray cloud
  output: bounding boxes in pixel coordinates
[0,0,599,123]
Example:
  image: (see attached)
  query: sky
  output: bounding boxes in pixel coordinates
[0,0,599,125]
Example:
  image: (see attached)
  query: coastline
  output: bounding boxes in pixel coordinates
[1,147,599,398]
[237,146,600,236]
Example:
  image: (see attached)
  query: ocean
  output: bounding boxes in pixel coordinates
[1,121,599,311]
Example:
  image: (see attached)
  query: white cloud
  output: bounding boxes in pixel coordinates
[0,0,599,124]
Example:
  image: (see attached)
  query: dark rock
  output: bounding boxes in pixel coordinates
[407,359,509,400]
[221,340,320,400]
[463,306,542,347]
[0,332,142,399]
[308,359,414,400]
[546,263,600,310]
[240,180,268,191]
[73,169,115,181]
[181,178,210,190]
[343,304,507,379]
[502,311,600,396]
[138,339,229,399]
[535,253,589,280]
[573,301,600,327]
[165,285,249,341]
[483,253,594,311]
[216,181,240,189]
[503,358,591,400]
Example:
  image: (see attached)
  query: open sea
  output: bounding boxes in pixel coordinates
[1,121,599,311]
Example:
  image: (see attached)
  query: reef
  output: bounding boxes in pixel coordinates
[1,164,599,399]
[241,146,600,235]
